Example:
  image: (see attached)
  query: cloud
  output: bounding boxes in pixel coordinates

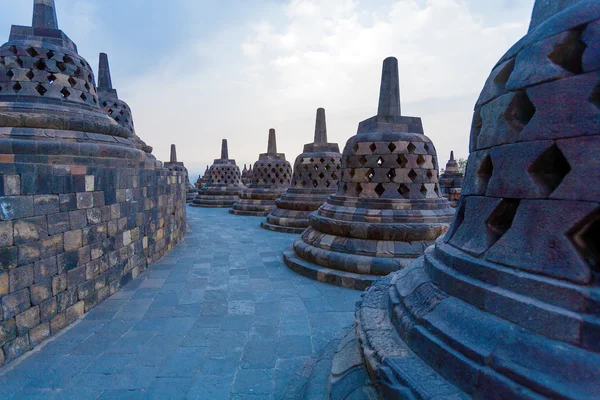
[122,0,531,178]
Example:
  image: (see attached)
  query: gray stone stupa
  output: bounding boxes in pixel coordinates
[262,108,342,233]
[163,144,197,203]
[190,139,244,208]
[439,150,463,207]
[230,129,292,216]
[350,1,600,398]
[283,57,454,290]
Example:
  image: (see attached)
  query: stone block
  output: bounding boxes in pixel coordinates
[47,212,70,235]
[76,192,94,209]
[0,318,16,345]
[551,136,600,203]
[85,175,95,192]
[0,273,7,297]
[57,288,78,312]
[66,301,84,324]
[69,210,88,230]
[0,221,13,247]
[2,336,29,362]
[52,273,67,295]
[18,241,41,265]
[3,175,20,196]
[87,207,102,225]
[29,321,50,347]
[30,280,52,305]
[40,234,63,260]
[0,247,18,271]
[64,229,83,252]
[33,257,58,282]
[15,306,39,335]
[1,289,30,320]
[13,216,48,245]
[67,266,86,288]
[0,196,34,220]
[59,193,77,212]
[9,264,33,292]
[50,312,66,334]
[40,297,57,322]
[34,195,60,216]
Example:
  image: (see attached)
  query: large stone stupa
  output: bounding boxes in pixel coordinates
[164,144,197,203]
[283,58,455,290]
[439,150,463,207]
[352,1,600,398]
[261,108,342,233]
[230,129,292,216]
[190,139,244,208]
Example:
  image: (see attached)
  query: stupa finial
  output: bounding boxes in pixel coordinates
[170,144,177,163]
[98,53,113,91]
[267,129,277,154]
[377,57,401,117]
[32,0,58,30]
[529,0,584,31]
[450,150,455,161]
[221,139,229,160]
[314,108,328,145]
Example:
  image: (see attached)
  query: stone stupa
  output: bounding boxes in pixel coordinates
[261,108,342,233]
[97,53,153,156]
[230,129,292,216]
[351,1,600,398]
[190,139,244,208]
[283,58,455,289]
[163,144,197,203]
[439,150,463,207]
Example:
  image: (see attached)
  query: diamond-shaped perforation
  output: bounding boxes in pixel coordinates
[375,183,385,197]
[505,91,536,134]
[407,143,416,153]
[398,184,410,198]
[568,209,600,277]
[60,87,70,98]
[26,47,38,57]
[528,144,571,196]
[397,154,408,168]
[486,199,520,246]
[47,74,56,84]
[408,169,418,182]
[387,169,396,181]
[548,29,586,74]
[359,156,368,167]
[35,83,47,96]
[369,143,377,153]
[12,82,21,93]
[478,154,494,192]
[34,59,46,70]
[367,169,375,182]
[25,70,34,80]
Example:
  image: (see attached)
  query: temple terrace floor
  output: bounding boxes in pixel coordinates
[0,207,362,399]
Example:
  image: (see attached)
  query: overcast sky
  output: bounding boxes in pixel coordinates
[0,0,535,179]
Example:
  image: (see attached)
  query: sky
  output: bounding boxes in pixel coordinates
[0,0,535,179]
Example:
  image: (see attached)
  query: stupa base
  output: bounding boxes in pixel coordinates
[190,195,239,208]
[260,221,305,234]
[283,248,378,290]
[230,199,278,216]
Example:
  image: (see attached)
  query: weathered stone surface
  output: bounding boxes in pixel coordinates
[284,58,454,289]
[1,289,30,320]
[354,3,600,399]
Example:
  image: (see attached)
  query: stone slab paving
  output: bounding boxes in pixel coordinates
[0,207,362,399]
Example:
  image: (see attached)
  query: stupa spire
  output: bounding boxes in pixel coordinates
[221,139,229,160]
[32,0,58,30]
[170,144,177,163]
[313,108,328,145]
[450,151,455,161]
[529,0,584,31]
[98,53,113,91]
[377,57,401,117]
[267,129,277,154]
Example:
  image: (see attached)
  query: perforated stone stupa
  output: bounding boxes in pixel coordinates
[164,144,196,203]
[283,58,454,290]
[197,166,209,189]
[241,164,253,186]
[0,0,186,367]
[230,129,292,216]
[353,1,600,398]
[190,139,244,208]
[261,108,341,233]
[439,151,463,207]
[97,53,152,156]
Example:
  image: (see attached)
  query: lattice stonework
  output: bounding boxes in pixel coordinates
[99,98,134,133]
[208,164,242,185]
[0,44,98,106]
[293,156,341,190]
[338,138,440,199]
[252,160,292,186]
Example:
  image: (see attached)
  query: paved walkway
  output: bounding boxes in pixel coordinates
[0,207,362,399]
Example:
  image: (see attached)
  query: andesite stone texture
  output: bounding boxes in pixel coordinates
[262,108,342,234]
[241,164,253,186]
[284,58,454,290]
[0,0,186,367]
[163,144,197,203]
[439,151,463,207]
[230,129,292,216]
[190,139,244,208]
[354,1,600,398]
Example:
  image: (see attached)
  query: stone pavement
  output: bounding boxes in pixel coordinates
[0,207,362,399]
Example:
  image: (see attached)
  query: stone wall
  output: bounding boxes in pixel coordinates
[0,161,186,367]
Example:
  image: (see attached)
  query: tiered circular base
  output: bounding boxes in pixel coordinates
[230,187,286,216]
[186,191,197,203]
[261,190,332,234]
[190,186,242,208]
[283,195,454,290]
